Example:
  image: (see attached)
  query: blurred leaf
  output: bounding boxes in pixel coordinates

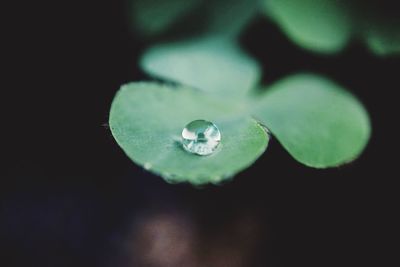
[129,0,200,36]
[140,37,261,96]
[252,74,371,167]
[109,82,269,184]
[129,0,258,38]
[364,25,400,56]
[262,0,352,53]
[202,0,259,37]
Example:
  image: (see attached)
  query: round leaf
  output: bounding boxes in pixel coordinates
[252,74,371,167]
[263,0,352,53]
[109,82,269,184]
[140,37,261,96]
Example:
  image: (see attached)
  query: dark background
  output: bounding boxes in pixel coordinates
[2,0,397,266]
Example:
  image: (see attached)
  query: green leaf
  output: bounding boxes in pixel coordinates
[128,0,258,38]
[262,0,352,53]
[252,74,370,167]
[109,82,269,184]
[364,26,400,56]
[140,37,261,96]
[201,0,259,37]
[128,0,200,36]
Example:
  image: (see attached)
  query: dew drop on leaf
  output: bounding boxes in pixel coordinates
[181,120,221,156]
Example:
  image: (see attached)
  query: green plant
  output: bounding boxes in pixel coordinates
[263,0,400,55]
[129,0,400,56]
[108,0,388,184]
[109,37,370,185]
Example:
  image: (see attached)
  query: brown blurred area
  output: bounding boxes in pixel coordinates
[115,209,265,267]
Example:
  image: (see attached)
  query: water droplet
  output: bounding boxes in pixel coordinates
[144,162,152,170]
[181,120,221,156]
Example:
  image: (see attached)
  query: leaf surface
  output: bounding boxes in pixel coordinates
[110,82,269,184]
[252,74,371,167]
[263,0,352,53]
[140,37,261,96]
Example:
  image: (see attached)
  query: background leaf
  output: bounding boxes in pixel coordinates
[128,0,258,38]
[252,74,371,167]
[128,0,200,36]
[200,0,259,37]
[364,25,400,56]
[140,37,261,96]
[262,0,352,53]
[110,82,269,184]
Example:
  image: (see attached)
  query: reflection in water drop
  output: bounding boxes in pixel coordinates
[181,120,221,156]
